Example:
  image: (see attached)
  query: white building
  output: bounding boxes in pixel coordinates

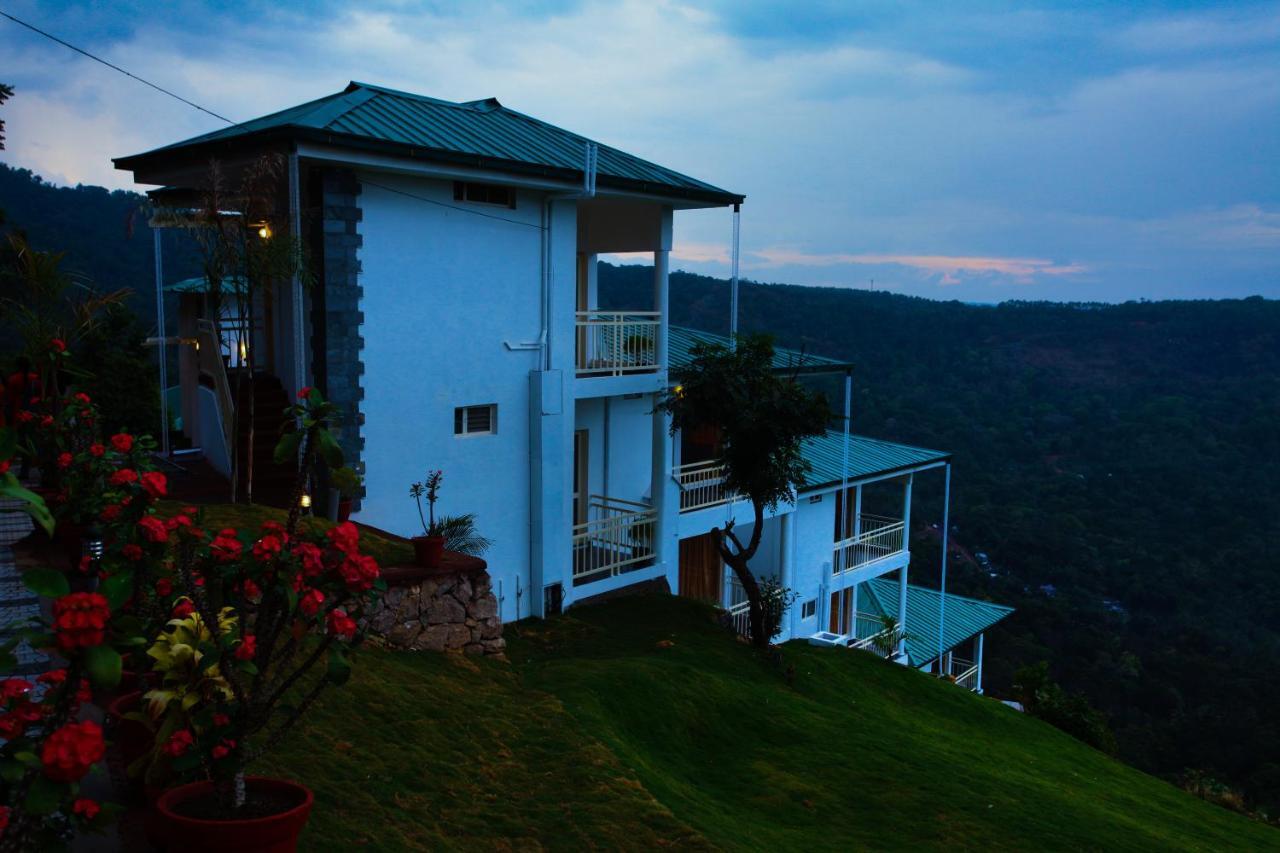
[116,82,1010,687]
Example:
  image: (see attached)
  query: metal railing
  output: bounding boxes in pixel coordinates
[675,459,733,512]
[943,655,979,691]
[833,513,906,574]
[575,311,661,377]
[849,611,894,655]
[725,574,751,638]
[571,495,657,583]
[195,320,236,457]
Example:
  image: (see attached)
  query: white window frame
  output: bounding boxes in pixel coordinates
[801,599,817,620]
[454,404,497,437]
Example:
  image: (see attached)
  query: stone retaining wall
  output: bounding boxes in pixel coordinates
[366,567,505,657]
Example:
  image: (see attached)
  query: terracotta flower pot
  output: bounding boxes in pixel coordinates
[412,535,445,568]
[337,497,352,523]
[154,777,314,853]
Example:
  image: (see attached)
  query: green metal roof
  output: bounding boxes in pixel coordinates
[115,82,743,206]
[799,430,950,491]
[669,325,847,374]
[859,579,1014,666]
[164,275,244,294]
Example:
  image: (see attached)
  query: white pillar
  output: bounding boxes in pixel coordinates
[729,203,740,342]
[897,474,913,657]
[976,633,985,694]
[779,511,795,641]
[938,462,951,665]
[154,228,169,456]
[652,230,678,593]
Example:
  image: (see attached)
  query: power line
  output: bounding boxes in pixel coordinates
[0,8,544,230]
[0,9,234,124]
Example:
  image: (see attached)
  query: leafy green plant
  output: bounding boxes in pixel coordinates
[329,466,362,498]
[431,514,492,557]
[409,470,443,537]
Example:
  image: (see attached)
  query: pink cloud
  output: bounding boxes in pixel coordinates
[750,248,1088,284]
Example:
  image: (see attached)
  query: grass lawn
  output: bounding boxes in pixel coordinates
[254,594,1275,851]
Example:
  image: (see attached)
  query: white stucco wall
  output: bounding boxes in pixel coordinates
[354,171,549,622]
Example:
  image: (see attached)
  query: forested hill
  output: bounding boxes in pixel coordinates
[4,162,1278,815]
[601,261,1280,814]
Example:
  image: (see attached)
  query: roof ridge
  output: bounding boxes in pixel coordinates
[345,81,498,112]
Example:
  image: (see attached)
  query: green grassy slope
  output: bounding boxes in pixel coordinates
[263,595,1275,851]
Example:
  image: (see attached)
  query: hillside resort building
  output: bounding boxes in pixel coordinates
[115,82,1012,689]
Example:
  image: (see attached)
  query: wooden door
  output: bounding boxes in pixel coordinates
[679,532,722,603]
[829,589,853,634]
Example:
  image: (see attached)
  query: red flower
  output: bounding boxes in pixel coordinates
[327,608,357,641]
[110,433,134,453]
[138,516,169,543]
[241,578,262,600]
[49,338,66,353]
[214,712,230,727]
[234,634,256,661]
[73,392,91,405]
[326,521,360,556]
[52,593,110,651]
[211,739,236,760]
[0,713,26,739]
[252,534,283,562]
[299,588,325,616]
[163,729,194,757]
[154,578,173,597]
[0,805,9,836]
[182,505,198,515]
[100,504,121,522]
[339,554,380,592]
[0,460,9,475]
[297,386,312,399]
[211,535,243,562]
[165,514,192,532]
[172,599,195,619]
[121,543,143,561]
[108,468,138,486]
[140,471,167,498]
[77,556,93,574]
[39,415,53,428]
[57,452,73,469]
[41,720,105,782]
[15,410,33,424]
[0,678,32,702]
[73,798,100,820]
[294,542,325,577]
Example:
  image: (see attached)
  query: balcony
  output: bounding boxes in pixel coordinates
[832,514,906,574]
[675,459,733,512]
[575,311,661,378]
[941,654,980,691]
[571,496,657,584]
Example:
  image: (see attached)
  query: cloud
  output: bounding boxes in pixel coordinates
[749,248,1088,285]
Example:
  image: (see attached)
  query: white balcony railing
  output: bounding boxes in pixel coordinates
[943,655,979,691]
[725,574,751,639]
[575,311,661,377]
[571,495,657,583]
[849,611,895,656]
[833,513,906,574]
[675,459,733,512]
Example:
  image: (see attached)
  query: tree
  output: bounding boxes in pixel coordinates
[660,334,830,646]
[0,83,12,151]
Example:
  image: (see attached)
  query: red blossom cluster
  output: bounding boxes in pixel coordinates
[51,592,110,651]
[40,720,105,783]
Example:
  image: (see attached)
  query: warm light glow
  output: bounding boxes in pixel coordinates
[238,339,248,360]
[257,224,272,239]
[300,494,312,508]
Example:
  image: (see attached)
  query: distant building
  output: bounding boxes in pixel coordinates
[116,81,1011,689]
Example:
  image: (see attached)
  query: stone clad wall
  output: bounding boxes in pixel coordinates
[367,568,505,657]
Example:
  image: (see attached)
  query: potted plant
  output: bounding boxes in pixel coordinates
[431,513,492,557]
[328,466,361,523]
[135,387,385,851]
[409,470,445,567]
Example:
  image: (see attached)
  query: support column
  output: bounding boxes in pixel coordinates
[779,510,795,641]
[652,214,677,593]
[897,473,913,659]
[938,462,951,665]
[154,228,169,456]
[976,633,985,694]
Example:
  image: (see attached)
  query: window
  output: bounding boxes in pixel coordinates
[454,404,497,436]
[808,494,823,504]
[801,599,817,620]
[453,181,516,208]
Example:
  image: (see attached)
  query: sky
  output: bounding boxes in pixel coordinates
[1,0,1277,302]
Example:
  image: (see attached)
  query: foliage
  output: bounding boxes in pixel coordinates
[869,614,913,659]
[71,305,158,436]
[1013,662,1117,755]
[431,513,492,557]
[757,577,797,642]
[660,333,829,646]
[140,387,386,812]
[258,595,1277,850]
[602,261,1280,812]
[328,466,362,498]
[0,83,11,151]
[408,470,443,537]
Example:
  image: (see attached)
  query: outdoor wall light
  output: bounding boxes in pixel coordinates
[257,223,272,239]
[300,494,312,509]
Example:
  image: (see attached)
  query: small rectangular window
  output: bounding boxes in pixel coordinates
[808,494,824,504]
[453,181,516,208]
[454,404,497,436]
[801,599,817,620]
